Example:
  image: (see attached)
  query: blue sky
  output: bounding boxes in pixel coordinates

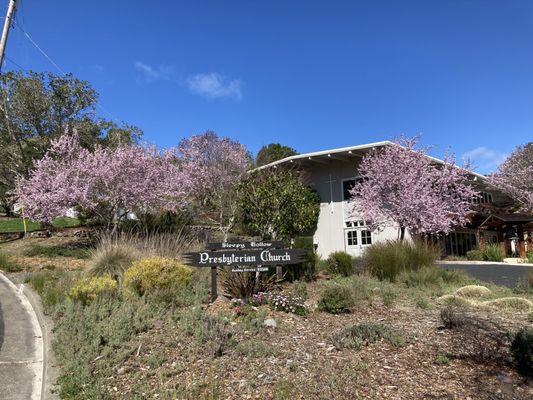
[4,0,533,173]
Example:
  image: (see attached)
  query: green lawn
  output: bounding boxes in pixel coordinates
[0,217,81,233]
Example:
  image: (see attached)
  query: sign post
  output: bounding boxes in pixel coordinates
[183,241,306,302]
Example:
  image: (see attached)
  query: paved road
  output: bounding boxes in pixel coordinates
[437,262,533,289]
[0,274,43,400]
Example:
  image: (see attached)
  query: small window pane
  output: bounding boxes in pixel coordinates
[346,230,358,246]
[361,230,372,245]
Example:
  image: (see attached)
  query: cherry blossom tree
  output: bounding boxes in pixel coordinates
[177,131,250,240]
[15,133,189,230]
[348,137,478,240]
[489,142,533,213]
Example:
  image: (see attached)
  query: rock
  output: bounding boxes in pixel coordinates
[117,367,125,375]
[263,318,277,328]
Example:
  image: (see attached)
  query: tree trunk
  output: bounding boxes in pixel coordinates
[399,226,405,241]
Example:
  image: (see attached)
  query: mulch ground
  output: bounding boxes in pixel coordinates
[107,287,533,400]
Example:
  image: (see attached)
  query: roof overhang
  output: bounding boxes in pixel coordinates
[251,140,487,181]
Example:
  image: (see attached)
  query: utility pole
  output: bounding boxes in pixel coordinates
[0,0,18,72]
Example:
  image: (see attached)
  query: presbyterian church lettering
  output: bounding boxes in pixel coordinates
[184,248,307,267]
[199,250,292,266]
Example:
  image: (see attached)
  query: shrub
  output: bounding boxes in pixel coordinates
[440,306,511,362]
[221,270,278,300]
[88,241,140,282]
[484,297,533,311]
[0,250,22,272]
[69,276,118,305]
[325,251,353,277]
[455,285,492,298]
[399,267,443,288]
[511,327,533,376]
[332,322,405,350]
[88,231,197,281]
[483,244,504,262]
[527,251,533,264]
[290,280,308,301]
[437,294,473,308]
[123,257,193,296]
[380,287,397,307]
[363,240,439,281]
[318,283,354,314]
[285,236,317,282]
[466,249,484,261]
[26,270,77,312]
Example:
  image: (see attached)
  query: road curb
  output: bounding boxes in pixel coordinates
[0,272,44,400]
[438,260,533,267]
[21,283,59,400]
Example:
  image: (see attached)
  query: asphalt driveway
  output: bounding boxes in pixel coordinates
[437,261,533,289]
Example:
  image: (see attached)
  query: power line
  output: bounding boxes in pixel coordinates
[15,22,66,75]
[14,21,120,122]
[5,55,26,71]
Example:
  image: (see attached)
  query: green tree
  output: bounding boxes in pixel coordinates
[0,71,142,214]
[236,169,320,240]
[255,143,297,167]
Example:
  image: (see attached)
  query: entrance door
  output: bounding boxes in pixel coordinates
[344,226,373,257]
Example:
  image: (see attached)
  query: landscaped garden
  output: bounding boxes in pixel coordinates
[0,124,531,399]
[1,232,533,399]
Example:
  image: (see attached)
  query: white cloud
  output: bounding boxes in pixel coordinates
[134,61,160,82]
[187,73,243,100]
[462,146,508,174]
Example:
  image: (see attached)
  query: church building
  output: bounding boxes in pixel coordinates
[257,141,533,259]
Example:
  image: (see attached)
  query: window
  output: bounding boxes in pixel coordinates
[472,192,493,205]
[346,230,358,246]
[361,230,372,245]
[343,179,356,201]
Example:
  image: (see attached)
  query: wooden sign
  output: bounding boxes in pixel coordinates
[206,241,284,250]
[184,240,308,303]
[183,248,307,267]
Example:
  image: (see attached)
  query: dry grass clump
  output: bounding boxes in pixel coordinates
[483,297,533,312]
[88,230,199,281]
[455,285,492,298]
[436,294,474,308]
[88,240,141,282]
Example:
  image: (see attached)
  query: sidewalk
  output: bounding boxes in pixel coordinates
[0,272,43,400]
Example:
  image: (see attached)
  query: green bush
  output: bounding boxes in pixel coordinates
[285,236,317,282]
[0,250,22,272]
[123,257,193,296]
[511,327,533,376]
[69,276,118,305]
[527,251,533,264]
[483,244,504,262]
[332,322,405,350]
[318,282,354,314]
[363,240,439,281]
[466,249,483,261]
[399,266,470,288]
[325,251,353,277]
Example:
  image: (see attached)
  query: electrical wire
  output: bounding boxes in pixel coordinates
[14,21,119,122]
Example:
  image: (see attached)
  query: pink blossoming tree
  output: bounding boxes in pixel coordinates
[489,142,533,213]
[178,131,250,240]
[348,137,478,240]
[15,133,189,230]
